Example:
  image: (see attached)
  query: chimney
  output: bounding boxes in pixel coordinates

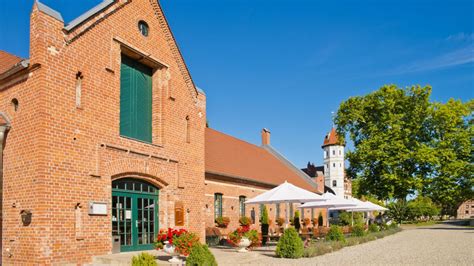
[261,128,271,146]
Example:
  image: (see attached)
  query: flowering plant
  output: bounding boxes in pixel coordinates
[215,217,230,228]
[303,218,311,226]
[276,217,285,226]
[173,232,200,256]
[227,225,259,249]
[239,216,251,226]
[155,228,187,249]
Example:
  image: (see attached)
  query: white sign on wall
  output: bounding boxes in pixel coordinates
[89,202,107,215]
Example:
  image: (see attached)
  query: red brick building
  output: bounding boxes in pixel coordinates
[457,199,474,219]
[0,0,332,264]
[205,128,326,233]
[0,0,206,264]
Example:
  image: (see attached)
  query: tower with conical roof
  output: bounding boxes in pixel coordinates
[322,128,345,197]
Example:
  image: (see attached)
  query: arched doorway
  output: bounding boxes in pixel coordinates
[112,178,159,252]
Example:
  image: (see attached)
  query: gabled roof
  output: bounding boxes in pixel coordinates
[322,127,343,147]
[205,128,318,192]
[0,50,22,75]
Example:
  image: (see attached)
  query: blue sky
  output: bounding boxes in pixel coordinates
[1,0,473,168]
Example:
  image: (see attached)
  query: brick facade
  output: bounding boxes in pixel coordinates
[204,175,328,234]
[0,0,206,264]
[457,199,474,219]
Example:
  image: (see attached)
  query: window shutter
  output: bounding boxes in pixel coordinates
[120,55,152,142]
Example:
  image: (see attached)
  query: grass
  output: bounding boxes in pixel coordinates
[401,220,440,227]
[303,227,402,258]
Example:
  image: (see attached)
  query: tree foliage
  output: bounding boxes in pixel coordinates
[336,85,473,215]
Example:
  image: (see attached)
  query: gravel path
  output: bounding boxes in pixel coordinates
[211,223,474,265]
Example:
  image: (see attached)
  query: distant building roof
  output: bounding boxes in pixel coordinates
[302,162,324,177]
[205,128,318,192]
[322,127,343,147]
[0,50,22,75]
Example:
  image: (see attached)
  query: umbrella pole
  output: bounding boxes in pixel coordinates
[285,202,289,228]
[351,211,354,226]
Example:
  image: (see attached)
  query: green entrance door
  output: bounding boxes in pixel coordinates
[112,178,159,252]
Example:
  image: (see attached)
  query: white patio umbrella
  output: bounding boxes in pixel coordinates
[245,181,325,225]
[298,192,357,226]
[330,198,388,225]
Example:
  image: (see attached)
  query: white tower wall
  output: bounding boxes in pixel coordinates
[323,145,345,198]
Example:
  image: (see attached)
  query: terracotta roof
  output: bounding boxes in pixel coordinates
[0,50,22,75]
[322,127,343,147]
[205,128,317,192]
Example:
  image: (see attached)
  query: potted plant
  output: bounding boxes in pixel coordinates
[239,216,251,227]
[312,217,318,227]
[293,211,301,232]
[260,206,270,245]
[155,228,188,263]
[228,226,259,252]
[215,217,230,228]
[276,217,285,227]
[318,212,324,227]
[303,217,311,227]
[276,217,285,233]
[173,231,200,256]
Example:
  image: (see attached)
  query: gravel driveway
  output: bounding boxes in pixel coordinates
[210,223,474,265]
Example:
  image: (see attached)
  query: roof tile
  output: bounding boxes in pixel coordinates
[205,128,316,192]
[0,50,22,75]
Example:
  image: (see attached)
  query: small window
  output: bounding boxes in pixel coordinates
[11,98,19,112]
[466,210,469,214]
[239,196,246,217]
[214,193,223,219]
[75,72,83,108]
[339,150,342,155]
[332,150,335,155]
[138,20,149,36]
[333,180,337,187]
[333,163,336,168]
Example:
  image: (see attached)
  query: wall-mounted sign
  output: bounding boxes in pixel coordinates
[175,201,184,226]
[89,202,107,215]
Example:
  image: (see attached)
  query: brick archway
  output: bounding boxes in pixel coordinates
[102,158,176,188]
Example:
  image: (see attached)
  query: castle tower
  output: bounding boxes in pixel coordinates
[322,128,345,198]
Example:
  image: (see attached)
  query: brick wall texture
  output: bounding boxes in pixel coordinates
[0,0,206,264]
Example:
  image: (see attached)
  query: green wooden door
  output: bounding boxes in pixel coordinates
[112,179,159,252]
[120,55,153,143]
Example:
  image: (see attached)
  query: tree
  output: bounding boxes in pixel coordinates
[336,85,473,214]
[336,85,434,200]
[424,99,473,216]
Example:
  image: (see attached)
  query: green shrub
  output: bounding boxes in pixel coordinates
[186,243,217,266]
[303,226,402,258]
[318,212,324,226]
[338,212,364,226]
[131,252,157,266]
[260,206,269,225]
[293,211,301,231]
[389,222,399,229]
[326,225,345,242]
[275,228,304,258]
[368,223,379,233]
[351,224,366,237]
